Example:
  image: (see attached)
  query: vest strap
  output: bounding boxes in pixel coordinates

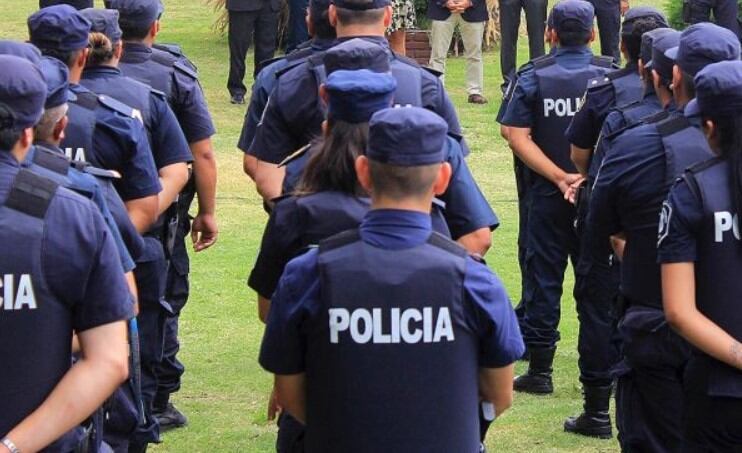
[427,232,467,258]
[6,169,59,218]
[656,115,691,137]
[533,55,556,70]
[72,90,99,111]
[33,147,70,175]
[319,229,362,254]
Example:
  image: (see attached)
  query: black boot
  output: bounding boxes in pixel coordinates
[513,346,555,394]
[564,385,613,439]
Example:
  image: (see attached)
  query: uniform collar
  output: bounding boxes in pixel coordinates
[312,38,336,51]
[121,42,152,63]
[337,35,390,51]
[82,65,123,78]
[0,150,20,168]
[555,45,593,57]
[360,209,433,249]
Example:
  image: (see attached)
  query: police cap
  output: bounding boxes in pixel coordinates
[648,30,680,80]
[640,27,675,67]
[367,107,447,166]
[0,55,47,129]
[105,0,164,28]
[331,0,390,10]
[621,6,668,36]
[666,23,741,78]
[686,60,742,117]
[80,8,123,43]
[552,0,594,34]
[28,4,91,52]
[39,56,71,109]
[323,38,390,76]
[326,69,396,123]
[39,0,94,9]
[0,41,42,65]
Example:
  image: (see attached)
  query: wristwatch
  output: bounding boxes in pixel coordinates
[1,438,20,453]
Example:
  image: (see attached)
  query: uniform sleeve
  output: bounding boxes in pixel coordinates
[248,198,303,299]
[102,180,145,263]
[438,137,499,238]
[250,78,305,164]
[566,84,614,150]
[657,179,703,263]
[464,258,525,368]
[238,62,283,154]
[150,96,193,169]
[500,69,538,128]
[90,186,136,273]
[98,114,162,201]
[45,193,134,332]
[589,133,631,240]
[171,69,216,143]
[259,248,321,375]
[495,73,516,124]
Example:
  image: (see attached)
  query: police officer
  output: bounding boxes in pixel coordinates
[0,54,131,453]
[259,106,524,452]
[588,0,624,63]
[238,0,336,181]
[559,8,667,439]
[28,4,162,235]
[658,60,742,450]
[683,0,741,39]
[249,0,463,200]
[501,0,614,394]
[589,22,740,452]
[40,0,94,8]
[104,1,220,425]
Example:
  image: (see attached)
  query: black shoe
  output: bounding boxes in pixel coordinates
[468,94,488,104]
[564,385,613,439]
[513,346,555,394]
[230,94,245,105]
[154,403,188,431]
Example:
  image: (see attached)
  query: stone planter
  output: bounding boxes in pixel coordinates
[405,29,432,66]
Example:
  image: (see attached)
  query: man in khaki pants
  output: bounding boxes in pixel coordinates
[427,0,489,104]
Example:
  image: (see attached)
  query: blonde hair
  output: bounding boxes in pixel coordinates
[86,32,120,66]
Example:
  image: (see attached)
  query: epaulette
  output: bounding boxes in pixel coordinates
[587,75,611,90]
[447,131,463,143]
[98,94,136,118]
[534,55,556,69]
[172,60,199,80]
[153,43,199,72]
[607,66,634,81]
[278,143,311,168]
[71,161,121,179]
[591,55,615,68]
[148,87,168,100]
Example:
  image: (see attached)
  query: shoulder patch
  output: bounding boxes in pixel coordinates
[97,94,135,118]
[173,60,199,80]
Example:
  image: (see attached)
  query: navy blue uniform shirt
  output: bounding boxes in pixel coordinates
[119,42,216,144]
[238,38,335,154]
[65,83,162,201]
[250,36,465,164]
[80,66,193,170]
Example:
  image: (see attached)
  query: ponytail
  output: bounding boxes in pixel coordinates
[87,32,119,67]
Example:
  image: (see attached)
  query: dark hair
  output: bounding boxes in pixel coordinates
[368,160,440,201]
[681,70,696,100]
[707,114,742,219]
[624,17,663,63]
[120,21,153,41]
[335,5,386,26]
[295,119,367,195]
[557,20,591,46]
[310,4,336,40]
[87,32,118,66]
[0,104,22,151]
[39,47,82,67]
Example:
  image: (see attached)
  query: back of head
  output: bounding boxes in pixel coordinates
[647,30,680,85]
[104,0,163,41]
[35,56,71,143]
[552,0,594,47]
[622,8,668,62]
[365,107,447,202]
[330,0,389,27]
[0,55,47,150]
[28,4,91,66]
[309,0,336,40]
[80,8,123,66]
[39,0,94,9]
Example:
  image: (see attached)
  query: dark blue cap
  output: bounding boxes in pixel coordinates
[552,0,594,34]
[28,4,91,52]
[325,69,396,123]
[666,23,741,77]
[39,0,94,9]
[0,41,42,65]
[39,56,70,108]
[647,30,680,80]
[324,39,390,76]
[331,0,390,11]
[0,56,47,129]
[104,0,163,28]
[640,27,675,66]
[367,107,447,166]
[81,8,123,42]
[621,6,668,35]
[686,60,742,117]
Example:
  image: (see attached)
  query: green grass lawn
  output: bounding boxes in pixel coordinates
[0,0,667,450]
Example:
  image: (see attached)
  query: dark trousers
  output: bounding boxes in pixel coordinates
[286,0,309,53]
[686,0,742,39]
[499,0,547,81]
[227,7,279,97]
[513,157,531,323]
[590,0,621,63]
[615,306,691,453]
[277,413,305,453]
[520,188,579,347]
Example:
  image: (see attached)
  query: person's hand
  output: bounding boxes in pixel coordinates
[191,212,219,252]
[563,178,584,205]
[453,0,472,12]
[620,0,629,15]
[267,387,282,422]
[557,173,584,196]
[445,0,459,11]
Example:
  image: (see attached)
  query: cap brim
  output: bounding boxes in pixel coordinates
[684,99,701,118]
[665,46,679,61]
